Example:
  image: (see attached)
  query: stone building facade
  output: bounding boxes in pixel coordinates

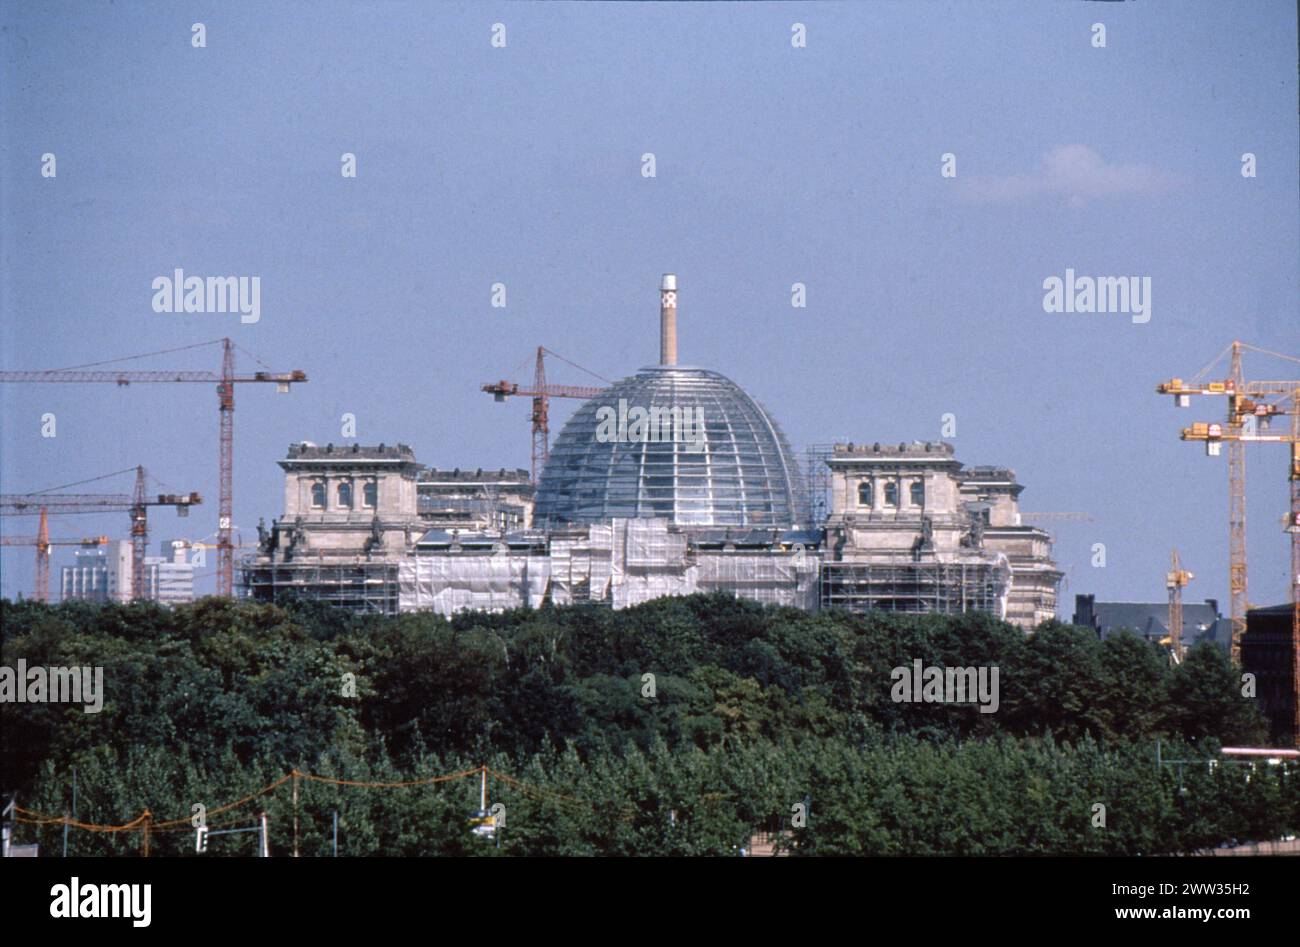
[243,442,424,612]
[818,442,1059,627]
[242,439,1060,629]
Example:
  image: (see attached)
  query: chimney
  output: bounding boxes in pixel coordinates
[659,274,677,366]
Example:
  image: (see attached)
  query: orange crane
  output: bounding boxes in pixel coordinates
[1178,390,1300,745]
[1,467,201,602]
[1156,341,1300,658]
[482,347,608,483]
[1166,549,1193,663]
[0,509,109,602]
[0,338,306,595]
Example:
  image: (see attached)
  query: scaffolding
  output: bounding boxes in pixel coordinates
[398,553,550,615]
[696,550,820,609]
[819,555,1009,619]
[610,518,695,608]
[417,495,530,533]
[398,518,823,615]
[241,555,401,614]
[803,444,834,527]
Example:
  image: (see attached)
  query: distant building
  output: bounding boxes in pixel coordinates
[1072,594,1232,652]
[1240,603,1298,746]
[61,540,194,604]
[144,541,196,605]
[60,540,134,603]
[61,546,111,603]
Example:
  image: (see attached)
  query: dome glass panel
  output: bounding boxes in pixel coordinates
[533,366,799,528]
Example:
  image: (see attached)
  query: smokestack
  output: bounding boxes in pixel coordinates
[660,274,677,366]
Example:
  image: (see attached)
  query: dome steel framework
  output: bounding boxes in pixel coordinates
[533,365,800,528]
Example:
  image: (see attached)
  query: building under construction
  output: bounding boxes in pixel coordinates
[240,442,421,614]
[241,276,1061,627]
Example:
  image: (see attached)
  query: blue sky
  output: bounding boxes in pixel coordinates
[2,1,1297,611]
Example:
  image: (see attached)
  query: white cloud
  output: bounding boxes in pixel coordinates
[960,145,1176,206]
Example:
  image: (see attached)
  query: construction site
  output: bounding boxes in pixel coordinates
[2,279,1298,744]
[233,277,1058,630]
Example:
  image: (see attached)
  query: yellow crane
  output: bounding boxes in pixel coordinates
[1175,385,1300,747]
[1165,550,1193,663]
[1156,341,1300,661]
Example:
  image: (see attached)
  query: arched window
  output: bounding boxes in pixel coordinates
[884,481,899,507]
[338,481,353,508]
[857,481,873,507]
[910,480,925,507]
[311,482,326,508]
[363,480,378,509]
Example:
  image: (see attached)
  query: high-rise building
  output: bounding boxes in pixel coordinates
[61,547,110,603]
[60,539,195,604]
[145,540,196,605]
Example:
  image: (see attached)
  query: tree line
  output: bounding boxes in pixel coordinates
[1,593,1290,855]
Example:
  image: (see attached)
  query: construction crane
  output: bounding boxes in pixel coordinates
[1178,390,1300,745]
[1,467,202,602]
[1166,549,1193,663]
[1156,341,1300,657]
[482,347,608,483]
[0,338,306,595]
[0,509,109,602]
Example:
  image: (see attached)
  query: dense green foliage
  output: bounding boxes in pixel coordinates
[1,594,1290,856]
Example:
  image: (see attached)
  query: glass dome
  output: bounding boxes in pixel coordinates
[534,365,800,528]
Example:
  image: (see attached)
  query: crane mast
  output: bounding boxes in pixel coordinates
[1163,344,1300,746]
[482,346,607,483]
[1166,549,1193,663]
[1,468,202,602]
[0,338,305,595]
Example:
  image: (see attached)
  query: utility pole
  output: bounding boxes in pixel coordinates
[62,767,76,858]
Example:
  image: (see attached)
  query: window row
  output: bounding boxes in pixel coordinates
[310,479,378,510]
[857,478,925,508]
